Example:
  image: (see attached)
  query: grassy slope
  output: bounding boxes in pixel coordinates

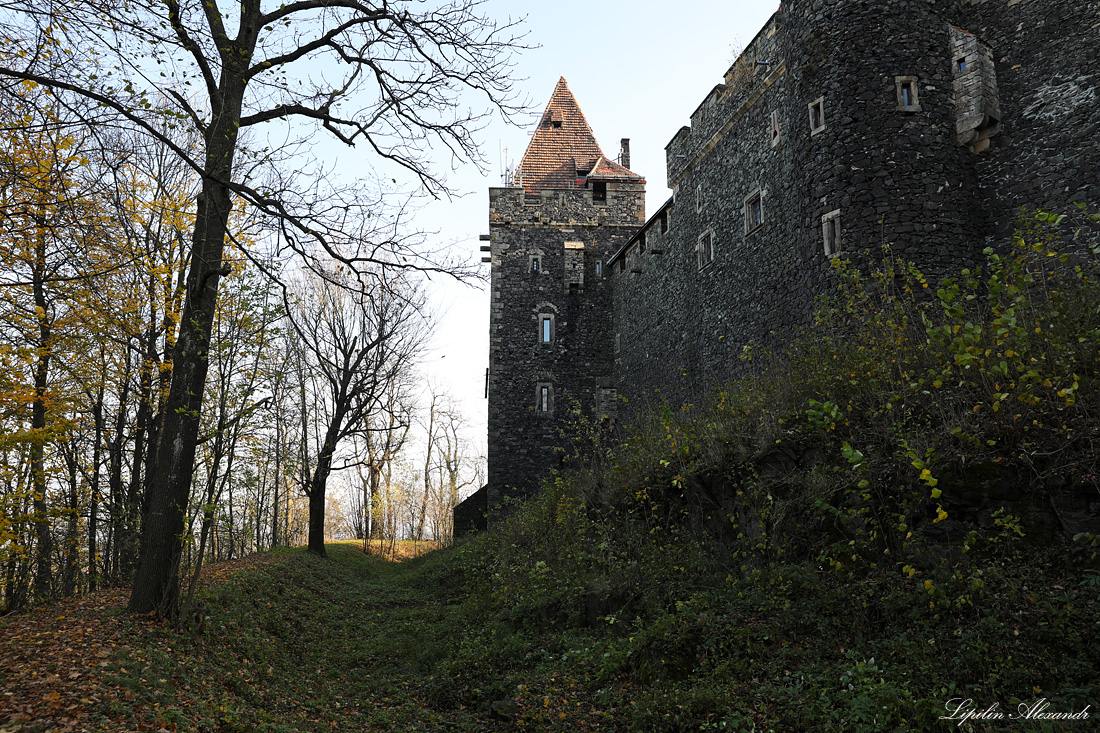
[1,543,500,732]
[0,535,1096,732]
[4,225,1100,732]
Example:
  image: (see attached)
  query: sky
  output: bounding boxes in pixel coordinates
[405,0,782,485]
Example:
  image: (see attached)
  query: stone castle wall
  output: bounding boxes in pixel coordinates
[611,0,1099,411]
[485,183,645,510]
[464,0,1100,529]
[960,0,1100,240]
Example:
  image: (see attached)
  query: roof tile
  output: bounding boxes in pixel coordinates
[517,77,642,193]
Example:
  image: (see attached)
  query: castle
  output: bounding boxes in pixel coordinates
[454,0,1100,531]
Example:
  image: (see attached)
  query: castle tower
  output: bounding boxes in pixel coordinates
[485,77,645,512]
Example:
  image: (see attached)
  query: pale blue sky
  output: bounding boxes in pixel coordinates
[415,0,781,472]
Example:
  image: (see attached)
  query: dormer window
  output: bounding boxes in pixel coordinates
[551,120,562,128]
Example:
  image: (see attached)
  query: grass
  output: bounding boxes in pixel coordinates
[1,542,503,732]
[1,526,1097,731]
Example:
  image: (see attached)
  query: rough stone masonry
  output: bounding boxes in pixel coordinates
[454,0,1100,534]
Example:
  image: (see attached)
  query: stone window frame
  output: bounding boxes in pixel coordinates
[528,253,544,274]
[808,96,826,136]
[697,228,717,271]
[535,382,554,415]
[956,56,968,73]
[770,109,782,147]
[822,209,842,257]
[744,189,764,234]
[658,210,669,235]
[895,75,921,112]
[592,180,607,204]
[538,312,555,346]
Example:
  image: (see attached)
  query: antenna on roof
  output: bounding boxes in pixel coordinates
[499,141,516,187]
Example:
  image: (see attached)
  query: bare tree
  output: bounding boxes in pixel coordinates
[417,388,478,543]
[291,268,426,555]
[0,0,524,613]
[356,378,413,543]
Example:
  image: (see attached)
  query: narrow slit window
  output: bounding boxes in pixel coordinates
[695,184,702,213]
[638,232,646,253]
[658,211,668,234]
[538,385,551,412]
[957,57,967,72]
[770,109,781,147]
[744,190,764,233]
[540,315,552,344]
[808,96,825,135]
[822,209,842,257]
[895,76,920,111]
[697,229,717,270]
[531,256,540,273]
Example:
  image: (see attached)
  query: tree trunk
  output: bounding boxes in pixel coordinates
[88,378,104,592]
[272,412,281,548]
[128,155,241,613]
[61,443,80,597]
[30,227,53,606]
[126,9,261,609]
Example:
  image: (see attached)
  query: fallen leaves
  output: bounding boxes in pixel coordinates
[0,553,287,732]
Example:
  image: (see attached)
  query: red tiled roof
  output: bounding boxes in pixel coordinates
[517,77,641,193]
[588,155,638,179]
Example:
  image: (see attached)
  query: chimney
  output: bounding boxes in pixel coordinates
[620,138,631,170]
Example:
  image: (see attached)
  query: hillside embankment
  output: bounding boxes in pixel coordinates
[3,220,1100,732]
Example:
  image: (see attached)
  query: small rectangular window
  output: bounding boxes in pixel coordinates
[595,262,602,277]
[531,256,540,273]
[592,180,607,203]
[895,76,920,111]
[539,385,550,412]
[658,211,668,234]
[540,316,552,344]
[697,229,716,270]
[638,231,646,253]
[822,209,842,257]
[618,256,625,273]
[808,96,825,135]
[957,58,967,72]
[744,190,764,234]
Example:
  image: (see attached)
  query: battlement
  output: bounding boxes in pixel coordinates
[488,183,645,229]
[665,10,784,187]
